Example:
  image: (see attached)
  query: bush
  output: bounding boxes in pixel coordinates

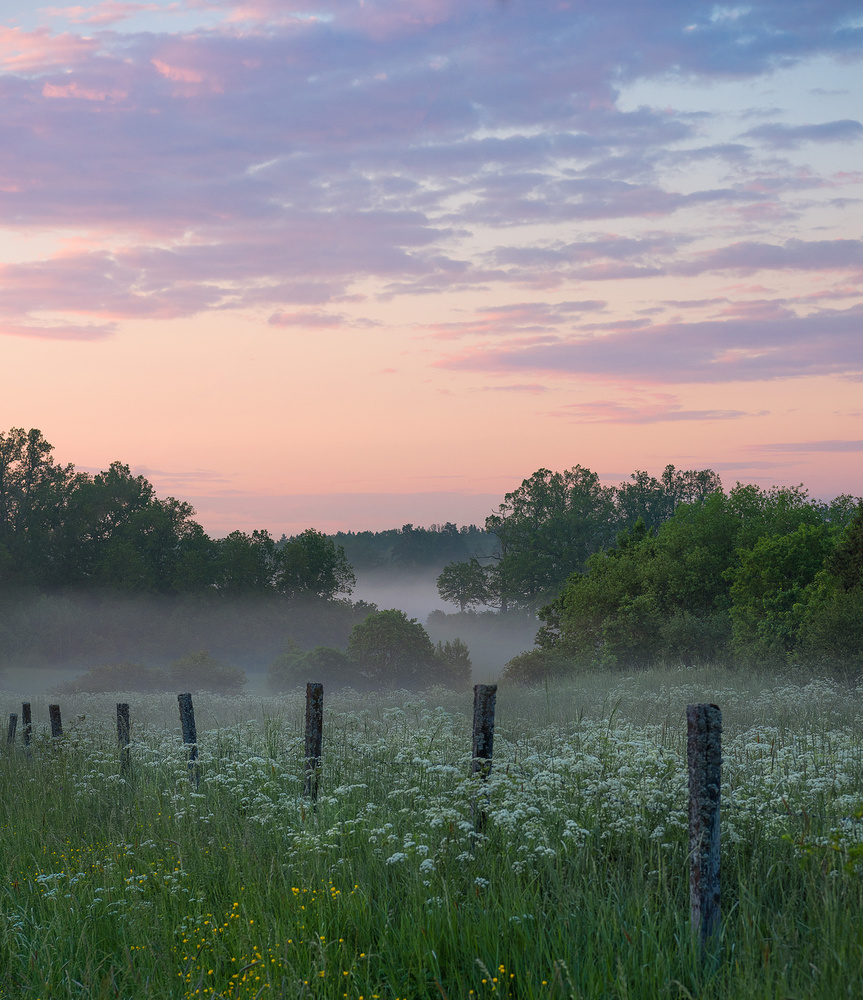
[267,645,356,693]
[51,661,169,695]
[432,638,472,691]
[500,648,579,686]
[796,585,863,673]
[347,609,439,689]
[167,650,246,695]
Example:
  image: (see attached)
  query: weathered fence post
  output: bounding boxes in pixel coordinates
[688,703,721,953]
[22,703,31,747]
[117,703,131,775]
[7,714,17,746]
[177,693,200,788]
[49,704,63,738]
[304,682,323,800]
[471,684,497,832]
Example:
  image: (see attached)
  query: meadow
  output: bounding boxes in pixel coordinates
[1,669,863,999]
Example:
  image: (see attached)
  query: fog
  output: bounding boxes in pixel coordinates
[0,575,539,696]
[351,568,538,682]
[351,568,450,621]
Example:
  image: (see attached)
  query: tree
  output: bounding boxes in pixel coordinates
[615,465,722,531]
[213,530,279,596]
[485,466,617,611]
[728,523,834,667]
[537,482,834,670]
[276,529,355,600]
[824,500,863,592]
[347,608,439,688]
[0,427,77,589]
[436,557,489,612]
[795,502,863,669]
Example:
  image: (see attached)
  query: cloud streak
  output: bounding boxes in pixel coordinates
[436,306,863,384]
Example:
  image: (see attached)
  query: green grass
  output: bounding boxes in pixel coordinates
[1,669,863,998]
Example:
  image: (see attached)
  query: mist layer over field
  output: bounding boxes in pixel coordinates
[0,574,538,695]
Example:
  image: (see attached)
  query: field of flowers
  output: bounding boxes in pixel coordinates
[1,668,863,999]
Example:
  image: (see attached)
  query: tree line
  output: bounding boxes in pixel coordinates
[0,427,480,682]
[435,464,725,612]
[5,426,861,682]
[457,470,861,682]
[0,427,354,600]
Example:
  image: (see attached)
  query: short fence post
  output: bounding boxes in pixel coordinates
[49,704,63,738]
[117,703,131,775]
[7,714,17,746]
[688,703,722,954]
[304,682,323,800]
[471,684,497,832]
[177,693,200,788]
[22,703,31,747]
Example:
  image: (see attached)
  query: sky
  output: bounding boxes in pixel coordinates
[1,0,861,536]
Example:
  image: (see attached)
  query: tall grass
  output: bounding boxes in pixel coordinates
[1,669,863,998]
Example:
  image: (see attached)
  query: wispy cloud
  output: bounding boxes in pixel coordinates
[551,396,761,424]
[436,305,863,384]
[756,440,863,453]
[741,119,863,149]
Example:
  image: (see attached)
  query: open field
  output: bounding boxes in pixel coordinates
[2,669,863,998]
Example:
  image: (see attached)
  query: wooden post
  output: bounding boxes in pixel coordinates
[22,703,31,747]
[6,714,17,745]
[304,682,323,800]
[471,684,497,832]
[49,704,63,738]
[117,703,131,775]
[177,693,199,788]
[688,703,721,952]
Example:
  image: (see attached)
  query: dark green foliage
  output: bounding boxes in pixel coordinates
[796,585,863,669]
[485,465,617,611]
[167,650,247,695]
[793,503,863,670]
[728,523,834,667]
[347,608,468,689]
[824,499,863,592]
[500,648,578,685]
[276,528,355,599]
[436,557,488,612]
[437,463,723,614]
[536,482,856,672]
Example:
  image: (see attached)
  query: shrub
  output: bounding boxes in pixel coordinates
[432,638,472,691]
[51,661,169,695]
[167,650,246,695]
[347,608,439,689]
[268,645,356,692]
[500,648,579,686]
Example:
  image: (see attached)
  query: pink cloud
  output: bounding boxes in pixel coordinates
[151,58,205,84]
[0,320,116,340]
[755,440,863,453]
[0,26,97,73]
[268,310,346,328]
[42,80,127,100]
[552,395,761,423]
[39,3,167,27]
